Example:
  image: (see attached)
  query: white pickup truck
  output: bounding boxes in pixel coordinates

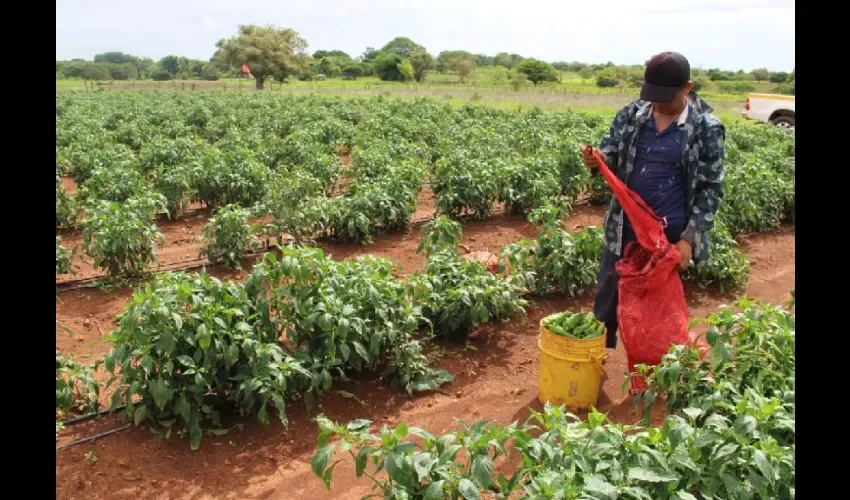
[742,93,795,129]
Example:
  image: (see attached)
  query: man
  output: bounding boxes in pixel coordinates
[581,51,725,350]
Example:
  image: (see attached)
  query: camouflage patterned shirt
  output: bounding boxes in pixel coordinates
[596,92,725,266]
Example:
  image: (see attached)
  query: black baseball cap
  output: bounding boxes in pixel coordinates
[641,52,691,103]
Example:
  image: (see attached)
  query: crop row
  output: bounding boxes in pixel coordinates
[56,93,793,282]
[57,196,774,450]
[57,214,597,447]
[313,296,795,499]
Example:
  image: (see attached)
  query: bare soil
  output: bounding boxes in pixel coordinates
[55,198,795,499]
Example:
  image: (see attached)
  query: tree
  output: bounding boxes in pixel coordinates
[691,76,711,92]
[213,24,310,89]
[517,59,558,86]
[408,50,434,82]
[80,62,110,81]
[150,65,172,81]
[437,50,475,72]
[578,66,594,82]
[313,50,350,60]
[398,59,414,81]
[342,62,363,80]
[380,37,426,58]
[566,62,587,73]
[476,54,494,67]
[317,57,343,78]
[708,68,731,81]
[750,68,770,82]
[359,47,380,76]
[360,47,380,62]
[446,56,477,83]
[108,63,138,80]
[509,71,528,91]
[494,52,524,70]
[374,53,406,81]
[769,71,788,83]
[595,69,619,88]
[158,56,182,76]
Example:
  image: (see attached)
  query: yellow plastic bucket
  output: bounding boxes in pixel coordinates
[538,316,607,410]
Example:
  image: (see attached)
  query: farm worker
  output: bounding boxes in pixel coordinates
[580,51,726,351]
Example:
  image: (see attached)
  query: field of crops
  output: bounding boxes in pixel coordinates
[55,92,794,499]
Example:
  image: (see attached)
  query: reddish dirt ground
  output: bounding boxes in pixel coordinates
[55,198,795,500]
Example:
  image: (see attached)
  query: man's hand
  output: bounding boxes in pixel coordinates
[580,145,602,170]
[676,240,693,270]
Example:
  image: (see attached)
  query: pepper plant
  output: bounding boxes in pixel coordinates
[244,247,451,396]
[200,204,259,270]
[410,222,531,339]
[81,193,166,279]
[56,351,100,418]
[501,204,604,296]
[56,236,73,275]
[104,272,314,450]
[315,298,795,499]
[56,174,78,228]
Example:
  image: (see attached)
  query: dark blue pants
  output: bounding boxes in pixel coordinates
[593,220,685,349]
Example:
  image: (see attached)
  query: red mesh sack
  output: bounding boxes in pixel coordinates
[590,149,694,394]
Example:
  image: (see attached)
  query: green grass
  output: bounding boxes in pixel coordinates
[55,74,755,120]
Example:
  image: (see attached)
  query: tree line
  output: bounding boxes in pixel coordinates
[56,24,795,95]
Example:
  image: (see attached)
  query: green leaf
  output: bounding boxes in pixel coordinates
[412,452,434,481]
[682,407,703,420]
[753,450,775,483]
[311,444,335,480]
[188,409,202,451]
[175,395,191,423]
[424,480,446,500]
[355,447,370,477]
[471,455,494,488]
[149,378,172,412]
[673,492,699,500]
[321,460,341,489]
[352,341,370,360]
[225,344,240,368]
[457,478,480,500]
[384,452,405,483]
[171,312,183,329]
[133,405,148,426]
[408,427,435,441]
[734,415,757,437]
[710,340,730,367]
[346,419,371,432]
[141,355,154,374]
[694,431,722,448]
[583,475,618,499]
[394,422,408,439]
[628,467,679,483]
[176,355,195,368]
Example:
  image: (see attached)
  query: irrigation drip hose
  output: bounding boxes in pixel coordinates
[56,424,131,451]
[61,405,128,427]
[55,207,511,292]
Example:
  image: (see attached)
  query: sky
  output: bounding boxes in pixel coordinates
[55,0,795,71]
